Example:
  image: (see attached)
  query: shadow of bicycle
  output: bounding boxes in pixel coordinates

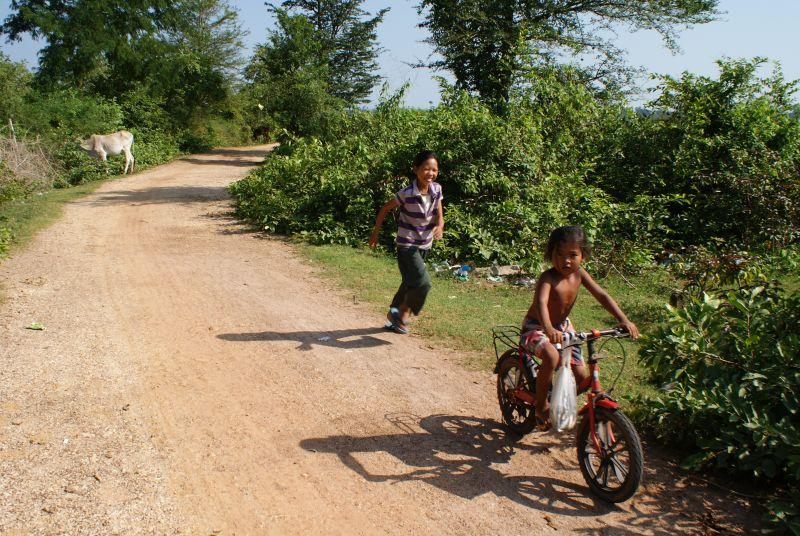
[301,413,758,533]
[301,413,609,516]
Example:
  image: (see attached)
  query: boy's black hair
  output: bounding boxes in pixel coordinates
[412,149,439,168]
[545,225,592,259]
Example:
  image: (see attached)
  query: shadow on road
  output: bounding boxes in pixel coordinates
[301,414,605,515]
[218,326,392,351]
[206,148,273,158]
[181,157,260,167]
[87,185,230,206]
[300,413,749,534]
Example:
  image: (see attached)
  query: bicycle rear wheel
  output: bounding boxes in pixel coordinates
[576,409,644,503]
[496,350,537,435]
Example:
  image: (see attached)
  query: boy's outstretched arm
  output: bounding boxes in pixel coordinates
[580,269,640,338]
[434,198,444,240]
[369,198,400,249]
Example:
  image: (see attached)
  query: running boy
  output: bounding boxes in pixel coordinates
[369,150,444,334]
[522,225,639,429]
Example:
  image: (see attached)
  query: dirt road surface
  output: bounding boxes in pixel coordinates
[0,146,757,534]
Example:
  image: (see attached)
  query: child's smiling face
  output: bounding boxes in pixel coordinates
[413,158,439,188]
[552,241,584,276]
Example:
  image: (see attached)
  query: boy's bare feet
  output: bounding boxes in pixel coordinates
[535,406,551,431]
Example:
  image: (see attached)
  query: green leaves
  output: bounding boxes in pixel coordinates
[639,281,800,531]
[230,85,663,265]
[418,0,720,104]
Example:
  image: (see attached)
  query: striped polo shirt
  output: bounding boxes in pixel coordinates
[395,180,443,250]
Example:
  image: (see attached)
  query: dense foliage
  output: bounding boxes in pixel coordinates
[1,1,253,151]
[594,59,800,246]
[232,60,799,270]
[245,10,346,138]
[231,79,673,271]
[245,1,386,138]
[638,268,800,532]
[278,0,387,104]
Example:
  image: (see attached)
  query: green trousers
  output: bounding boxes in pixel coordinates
[390,246,432,316]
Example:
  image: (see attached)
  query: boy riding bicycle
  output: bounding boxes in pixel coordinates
[521,226,639,430]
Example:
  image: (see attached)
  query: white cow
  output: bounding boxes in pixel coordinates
[80,130,135,174]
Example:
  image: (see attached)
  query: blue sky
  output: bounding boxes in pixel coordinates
[2,0,798,108]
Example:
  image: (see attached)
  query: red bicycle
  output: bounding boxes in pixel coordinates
[492,325,644,503]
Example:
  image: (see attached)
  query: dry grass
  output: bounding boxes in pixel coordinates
[0,124,56,195]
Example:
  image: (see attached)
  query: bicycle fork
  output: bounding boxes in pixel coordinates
[581,338,620,452]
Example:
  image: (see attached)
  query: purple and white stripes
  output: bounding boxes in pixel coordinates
[395,181,442,249]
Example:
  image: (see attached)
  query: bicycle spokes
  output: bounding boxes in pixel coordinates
[585,418,632,490]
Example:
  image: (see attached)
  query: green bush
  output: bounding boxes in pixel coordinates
[23,89,124,140]
[593,59,800,248]
[638,275,800,532]
[231,84,668,270]
[0,223,12,255]
[0,53,32,124]
[128,128,180,169]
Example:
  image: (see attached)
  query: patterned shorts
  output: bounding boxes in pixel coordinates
[519,317,583,366]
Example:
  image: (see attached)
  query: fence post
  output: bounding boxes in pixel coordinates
[8,118,16,143]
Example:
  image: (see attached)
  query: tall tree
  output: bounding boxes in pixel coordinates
[276,0,388,104]
[0,0,174,94]
[157,0,248,121]
[418,0,720,104]
[247,9,325,83]
[245,9,343,136]
[166,0,246,78]
[1,0,247,127]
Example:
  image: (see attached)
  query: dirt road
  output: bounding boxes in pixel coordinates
[0,146,757,534]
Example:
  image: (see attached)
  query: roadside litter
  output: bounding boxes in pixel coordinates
[431,261,535,287]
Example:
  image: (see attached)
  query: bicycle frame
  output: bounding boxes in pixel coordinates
[494,325,642,503]
[492,326,623,451]
[579,333,620,452]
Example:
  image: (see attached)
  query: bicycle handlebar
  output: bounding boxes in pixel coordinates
[557,327,630,349]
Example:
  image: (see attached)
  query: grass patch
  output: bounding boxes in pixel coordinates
[0,181,105,258]
[300,243,674,403]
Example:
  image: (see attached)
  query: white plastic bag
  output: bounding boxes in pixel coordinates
[549,343,577,433]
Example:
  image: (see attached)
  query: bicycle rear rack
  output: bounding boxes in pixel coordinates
[491,325,521,362]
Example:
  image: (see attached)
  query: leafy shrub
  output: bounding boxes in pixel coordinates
[23,89,124,141]
[119,88,174,133]
[638,276,800,532]
[231,84,667,269]
[593,59,800,248]
[127,128,180,169]
[0,53,32,124]
[0,224,11,256]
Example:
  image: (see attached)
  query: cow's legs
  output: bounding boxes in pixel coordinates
[99,151,109,174]
[123,148,134,174]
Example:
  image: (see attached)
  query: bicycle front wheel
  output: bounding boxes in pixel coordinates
[576,409,644,503]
